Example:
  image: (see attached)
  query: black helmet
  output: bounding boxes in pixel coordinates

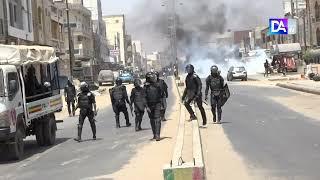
[115,78,123,86]
[146,72,157,83]
[185,64,194,74]
[80,82,89,92]
[133,78,142,87]
[211,65,219,75]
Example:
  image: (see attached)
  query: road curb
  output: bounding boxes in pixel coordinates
[276,83,320,95]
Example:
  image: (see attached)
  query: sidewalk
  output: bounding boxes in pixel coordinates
[249,73,302,82]
[276,80,320,95]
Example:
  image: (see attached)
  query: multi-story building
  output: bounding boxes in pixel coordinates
[83,0,109,63]
[0,0,33,44]
[55,0,95,79]
[147,52,162,72]
[308,0,320,46]
[283,0,306,15]
[132,40,143,70]
[33,0,64,50]
[103,15,127,65]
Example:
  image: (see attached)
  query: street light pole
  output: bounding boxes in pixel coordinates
[66,0,74,79]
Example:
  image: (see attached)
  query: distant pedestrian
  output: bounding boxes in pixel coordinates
[64,80,76,117]
[264,60,269,77]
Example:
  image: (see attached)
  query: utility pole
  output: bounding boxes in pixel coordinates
[306,0,313,47]
[303,9,307,51]
[291,0,296,43]
[66,0,74,78]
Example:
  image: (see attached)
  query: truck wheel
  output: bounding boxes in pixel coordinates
[43,115,56,146]
[35,123,45,146]
[9,128,24,160]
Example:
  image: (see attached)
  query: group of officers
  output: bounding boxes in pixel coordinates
[64,64,227,142]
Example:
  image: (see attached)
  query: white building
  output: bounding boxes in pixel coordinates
[103,15,126,65]
[147,52,162,72]
[0,0,33,44]
[283,0,306,15]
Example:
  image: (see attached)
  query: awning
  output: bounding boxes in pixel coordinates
[0,45,59,65]
[272,43,302,54]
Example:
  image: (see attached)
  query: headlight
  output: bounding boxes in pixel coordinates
[0,110,11,127]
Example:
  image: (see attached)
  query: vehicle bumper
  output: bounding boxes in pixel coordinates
[233,75,247,79]
[0,127,15,142]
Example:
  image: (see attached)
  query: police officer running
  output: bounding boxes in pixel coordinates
[182,64,207,126]
[74,82,97,142]
[130,79,147,131]
[205,65,224,124]
[144,72,162,141]
[155,71,168,121]
[64,79,76,117]
[109,78,132,128]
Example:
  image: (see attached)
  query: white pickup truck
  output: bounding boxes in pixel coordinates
[0,45,63,160]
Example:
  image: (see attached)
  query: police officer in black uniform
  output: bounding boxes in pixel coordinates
[110,78,132,128]
[182,64,207,126]
[74,82,97,142]
[64,80,76,116]
[155,71,168,121]
[144,72,162,141]
[130,79,147,131]
[205,65,224,124]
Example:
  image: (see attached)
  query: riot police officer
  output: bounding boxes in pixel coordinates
[130,79,147,131]
[155,71,168,121]
[144,72,162,141]
[74,82,97,142]
[205,65,224,124]
[110,78,132,128]
[182,64,207,126]
[64,79,76,116]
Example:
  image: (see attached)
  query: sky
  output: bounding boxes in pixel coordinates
[101,0,139,15]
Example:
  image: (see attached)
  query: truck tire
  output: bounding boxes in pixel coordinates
[9,128,24,160]
[35,123,45,146]
[43,115,56,146]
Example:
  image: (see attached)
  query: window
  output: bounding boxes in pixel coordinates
[317,28,320,46]
[26,0,31,32]
[74,49,80,55]
[115,20,119,23]
[13,5,17,22]
[316,2,320,21]
[7,72,19,99]
[0,19,3,35]
[0,69,4,97]
[9,3,14,26]
[38,7,42,24]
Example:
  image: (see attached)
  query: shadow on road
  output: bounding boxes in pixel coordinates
[0,138,70,163]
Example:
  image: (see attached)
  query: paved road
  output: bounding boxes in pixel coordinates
[218,81,320,179]
[0,78,175,180]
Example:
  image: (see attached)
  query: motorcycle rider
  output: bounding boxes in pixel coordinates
[74,82,97,142]
[155,71,168,121]
[205,65,224,124]
[109,78,132,128]
[64,79,76,116]
[144,72,162,141]
[130,79,147,131]
[182,64,207,126]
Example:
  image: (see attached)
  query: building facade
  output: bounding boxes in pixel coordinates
[103,15,126,65]
[83,0,108,63]
[0,0,33,44]
[55,1,94,79]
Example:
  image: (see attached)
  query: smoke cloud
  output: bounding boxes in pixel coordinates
[127,0,282,76]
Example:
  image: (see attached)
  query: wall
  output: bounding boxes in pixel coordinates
[6,0,33,42]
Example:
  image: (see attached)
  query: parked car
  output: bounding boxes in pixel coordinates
[98,70,114,86]
[119,72,134,84]
[227,66,247,81]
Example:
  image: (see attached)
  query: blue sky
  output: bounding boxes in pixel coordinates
[101,0,141,15]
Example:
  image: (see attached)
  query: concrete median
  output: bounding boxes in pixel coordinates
[276,83,320,95]
[163,76,206,180]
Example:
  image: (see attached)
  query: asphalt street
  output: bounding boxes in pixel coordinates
[0,78,175,180]
[214,81,320,179]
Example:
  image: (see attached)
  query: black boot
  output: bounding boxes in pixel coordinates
[135,118,139,131]
[138,119,142,130]
[155,119,161,141]
[115,115,121,128]
[150,119,156,139]
[74,125,82,142]
[124,111,131,127]
[90,121,97,140]
[190,114,197,121]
